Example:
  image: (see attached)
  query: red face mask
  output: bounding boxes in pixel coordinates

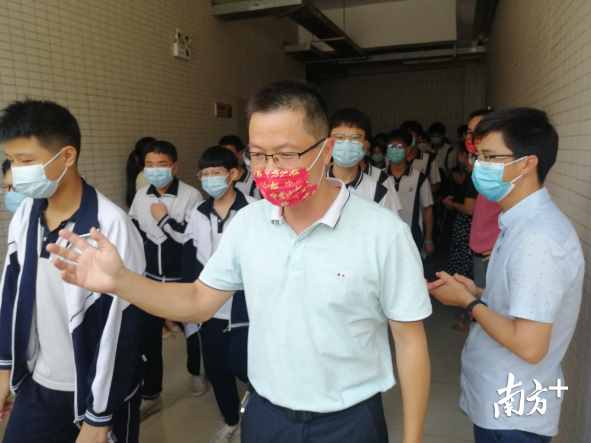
[253,140,326,208]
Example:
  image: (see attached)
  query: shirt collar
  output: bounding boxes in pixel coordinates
[499,188,551,230]
[38,180,93,233]
[198,188,249,217]
[270,178,351,229]
[328,165,363,189]
[148,177,179,197]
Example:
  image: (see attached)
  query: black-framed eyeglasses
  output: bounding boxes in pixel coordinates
[246,137,326,167]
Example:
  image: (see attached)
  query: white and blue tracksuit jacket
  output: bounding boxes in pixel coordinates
[0,182,146,426]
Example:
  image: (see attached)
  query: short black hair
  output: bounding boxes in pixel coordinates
[400,120,424,136]
[144,140,178,163]
[218,135,245,152]
[247,81,329,138]
[388,128,413,146]
[372,132,388,151]
[474,107,558,183]
[468,107,494,121]
[199,145,239,171]
[0,99,81,155]
[329,108,372,140]
[135,137,156,157]
[457,124,468,137]
[2,159,10,176]
[428,122,446,135]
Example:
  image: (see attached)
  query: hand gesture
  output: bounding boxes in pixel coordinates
[427,271,476,308]
[151,203,168,222]
[47,228,126,295]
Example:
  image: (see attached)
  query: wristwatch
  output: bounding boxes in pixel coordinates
[465,299,487,316]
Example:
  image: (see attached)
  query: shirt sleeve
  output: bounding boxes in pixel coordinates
[419,176,434,208]
[380,223,432,321]
[507,231,572,323]
[198,210,245,292]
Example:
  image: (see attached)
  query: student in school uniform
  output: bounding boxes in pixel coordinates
[1,159,27,214]
[0,100,145,443]
[128,140,205,417]
[386,128,435,256]
[401,121,442,193]
[183,146,253,443]
[219,134,260,199]
[328,108,401,213]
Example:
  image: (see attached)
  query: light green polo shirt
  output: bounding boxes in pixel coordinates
[199,180,432,412]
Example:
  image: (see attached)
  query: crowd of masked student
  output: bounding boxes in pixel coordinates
[0,82,583,443]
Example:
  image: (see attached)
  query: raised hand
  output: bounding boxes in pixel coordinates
[427,271,476,308]
[46,227,126,295]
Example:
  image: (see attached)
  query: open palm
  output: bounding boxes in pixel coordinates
[46,227,125,294]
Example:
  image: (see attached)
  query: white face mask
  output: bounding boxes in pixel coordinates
[12,149,68,199]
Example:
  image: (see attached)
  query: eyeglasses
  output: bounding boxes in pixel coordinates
[246,138,326,169]
[477,153,515,162]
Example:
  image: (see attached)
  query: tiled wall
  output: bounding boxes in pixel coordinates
[318,62,487,137]
[488,1,591,441]
[0,0,303,256]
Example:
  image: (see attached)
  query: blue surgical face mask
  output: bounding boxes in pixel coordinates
[386,144,406,164]
[12,149,69,199]
[472,157,526,202]
[202,175,229,199]
[332,140,365,167]
[144,167,174,189]
[4,190,26,213]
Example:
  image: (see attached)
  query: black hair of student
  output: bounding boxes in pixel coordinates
[329,108,372,140]
[468,107,494,121]
[144,140,178,163]
[199,145,239,171]
[400,120,424,136]
[372,133,388,152]
[1,159,10,176]
[0,99,81,155]
[428,122,446,135]
[126,136,156,207]
[457,124,468,137]
[247,81,329,138]
[218,135,246,152]
[474,107,558,183]
[134,137,156,160]
[388,128,413,146]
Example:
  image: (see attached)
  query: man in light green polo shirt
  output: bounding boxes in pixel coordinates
[48,81,432,443]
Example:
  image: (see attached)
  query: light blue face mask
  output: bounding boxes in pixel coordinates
[144,167,174,189]
[386,144,406,164]
[472,157,526,202]
[332,140,365,167]
[202,175,229,199]
[4,190,26,213]
[12,149,69,199]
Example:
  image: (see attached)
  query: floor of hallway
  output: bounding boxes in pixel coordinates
[141,302,473,443]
